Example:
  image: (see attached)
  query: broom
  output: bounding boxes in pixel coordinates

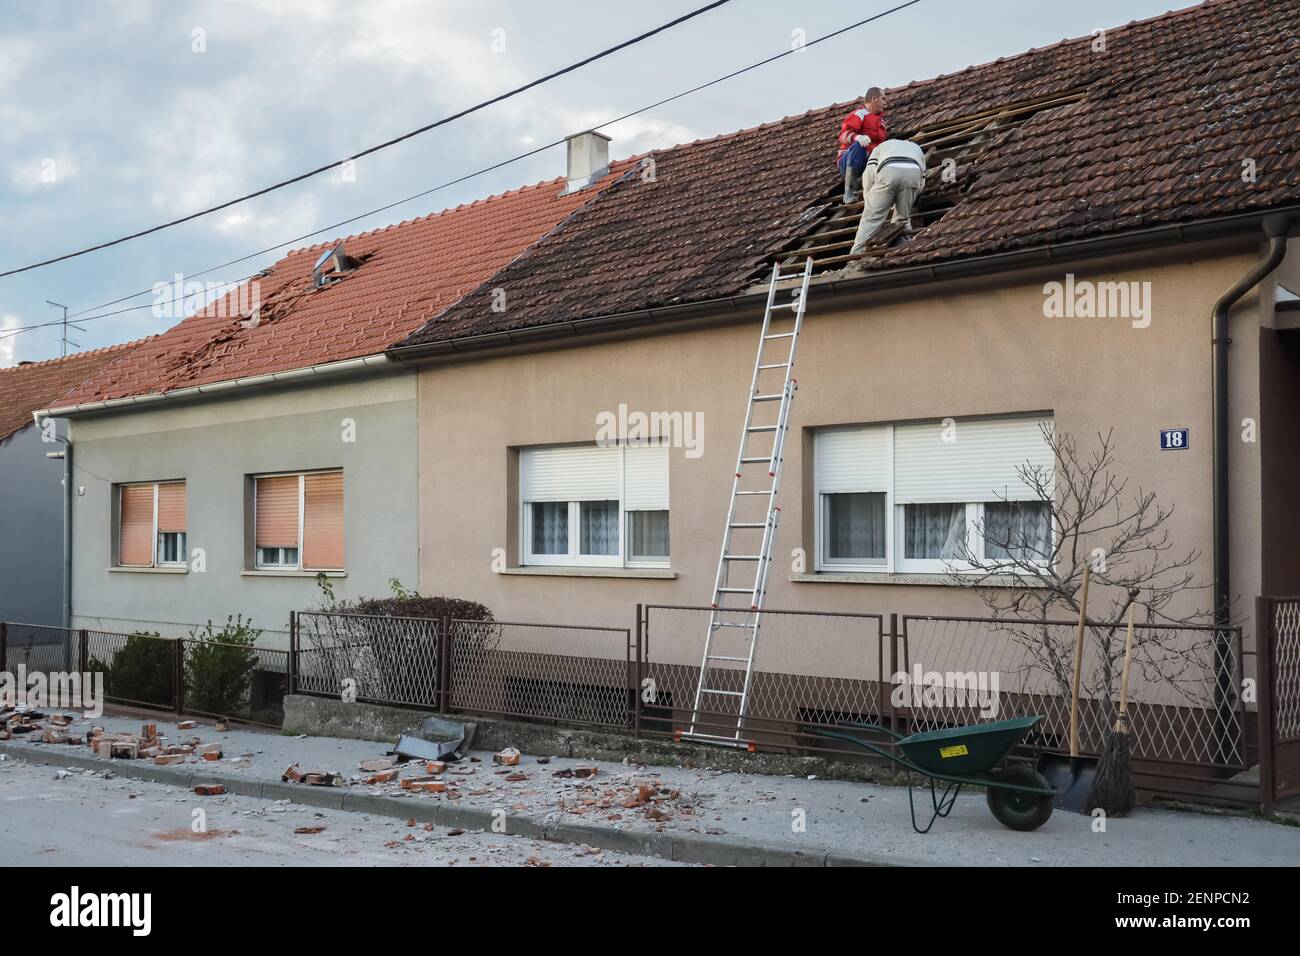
[1089,600,1138,815]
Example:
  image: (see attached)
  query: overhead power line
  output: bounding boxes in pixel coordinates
[0,0,733,280]
[1,0,924,343]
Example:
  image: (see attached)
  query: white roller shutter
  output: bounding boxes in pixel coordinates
[624,444,669,510]
[893,416,1053,503]
[815,425,890,493]
[521,445,621,502]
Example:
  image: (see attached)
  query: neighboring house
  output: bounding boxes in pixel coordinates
[0,342,148,626]
[386,0,1300,679]
[37,140,633,644]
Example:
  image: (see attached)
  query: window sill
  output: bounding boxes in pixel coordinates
[109,566,187,574]
[241,570,347,578]
[500,566,677,580]
[792,571,1037,588]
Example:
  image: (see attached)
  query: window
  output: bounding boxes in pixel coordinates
[520,443,669,568]
[814,416,1053,574]
[253,470,343,571]
[117,481,186,568]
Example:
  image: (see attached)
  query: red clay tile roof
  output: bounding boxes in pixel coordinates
[396,0,1300,350]
[57,162,636,407]
[0,339,152,441]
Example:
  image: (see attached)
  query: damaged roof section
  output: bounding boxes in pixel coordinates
[57,160,637,408]
[0,339,152,440]
[394,0,1300,353]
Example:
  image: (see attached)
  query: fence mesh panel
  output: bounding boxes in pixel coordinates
[1274,600,1300,741]
[640,606,886,754]
[447,620,631,729]
[900,616,1247,769]
[296,611,441,707]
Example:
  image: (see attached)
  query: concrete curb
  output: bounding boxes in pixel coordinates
[1,740,898,867]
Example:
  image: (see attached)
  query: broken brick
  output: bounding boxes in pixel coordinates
[423,761,446,774]
[294,826,326,834]
[154,754,186,765]
[282,764,303,783]
[193,784,225,796]
[401,778,447,793]
[359,758,395,773]
[364,769,400,785]
[177,720,196,729]
[493,747,521,766]
[201,751,222,761]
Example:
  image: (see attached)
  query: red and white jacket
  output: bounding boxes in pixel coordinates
[837,107,888,161]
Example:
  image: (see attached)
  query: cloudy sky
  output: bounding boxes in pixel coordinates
[0,0,1180,365]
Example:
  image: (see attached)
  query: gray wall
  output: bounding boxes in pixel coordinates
[0,422,66,626]
[68,370,419,648]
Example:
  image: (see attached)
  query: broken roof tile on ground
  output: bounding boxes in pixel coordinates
[394,0,1300,351]
[52,161,637,408]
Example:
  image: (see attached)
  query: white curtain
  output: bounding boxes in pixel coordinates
[825,492,886,562]
[580,500,619,555]
[983,501,1051,560]
[904,503,967,559]
[628,510,669,559]
[531,501,568,554]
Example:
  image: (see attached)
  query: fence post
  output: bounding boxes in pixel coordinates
[288,611,298,697]
[438,615,452,714]
[0,621,7,674]
[78,629,88,675]
[885,613,899,731]
[633,604,643,736]
[173,638,185,716]
[1256,596,1275,814]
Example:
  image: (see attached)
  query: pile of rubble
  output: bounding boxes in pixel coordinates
[0,707,80,743]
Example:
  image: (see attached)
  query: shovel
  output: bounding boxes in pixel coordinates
[1037,563,1100,812]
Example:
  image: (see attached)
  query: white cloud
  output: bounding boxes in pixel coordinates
[0,315,22,367]
[8,153,80,191]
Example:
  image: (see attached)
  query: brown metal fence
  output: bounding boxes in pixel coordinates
[1,622,288,727]
[292,611,634,731]
[899,615,1249,802]
[636,605,888,759]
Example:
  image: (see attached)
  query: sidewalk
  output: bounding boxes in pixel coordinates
[3,713,1297,866]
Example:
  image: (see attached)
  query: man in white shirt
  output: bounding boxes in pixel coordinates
[849,138,927,256]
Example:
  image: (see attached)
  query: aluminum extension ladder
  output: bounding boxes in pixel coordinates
[682,258,812,746]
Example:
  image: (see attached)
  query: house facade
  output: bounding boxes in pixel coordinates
[41,151,631,645]
[0,343,146,627]
[388,0,1300,684]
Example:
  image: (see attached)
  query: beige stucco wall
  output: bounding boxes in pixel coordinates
[416,243,1266,671]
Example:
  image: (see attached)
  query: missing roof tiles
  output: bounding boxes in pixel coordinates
[766,87,1090,277]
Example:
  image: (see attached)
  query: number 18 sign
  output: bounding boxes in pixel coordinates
[1160,428,1189,450]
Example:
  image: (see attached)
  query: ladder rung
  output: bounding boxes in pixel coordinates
[753,394,782,402]
[700,688,744,697]
[723,554,761,560]
[739,456,771,464]
[764,332,795,340]
[772,301,801,310]
[774,273,806,282]
[715,587,754,593]
[757,364,789,370]
[729,522,766,528]
[734,489,773,496]
[707,654,749,662]
[747,424,778,432]
[712,622,756,629]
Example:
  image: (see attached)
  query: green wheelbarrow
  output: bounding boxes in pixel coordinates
[813,715,1056,834]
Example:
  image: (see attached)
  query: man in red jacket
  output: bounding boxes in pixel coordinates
[837,87,888,203]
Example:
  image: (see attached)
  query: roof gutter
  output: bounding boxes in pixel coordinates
[387,203,1300,363]
[33,352,394,422]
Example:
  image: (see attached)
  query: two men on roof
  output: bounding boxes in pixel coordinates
[837,87,927,258]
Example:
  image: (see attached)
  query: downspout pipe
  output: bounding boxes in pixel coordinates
[62,438,72,633]
[1212,214,1292,629]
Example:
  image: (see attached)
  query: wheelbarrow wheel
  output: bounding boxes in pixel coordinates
[986,765,1054,832]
